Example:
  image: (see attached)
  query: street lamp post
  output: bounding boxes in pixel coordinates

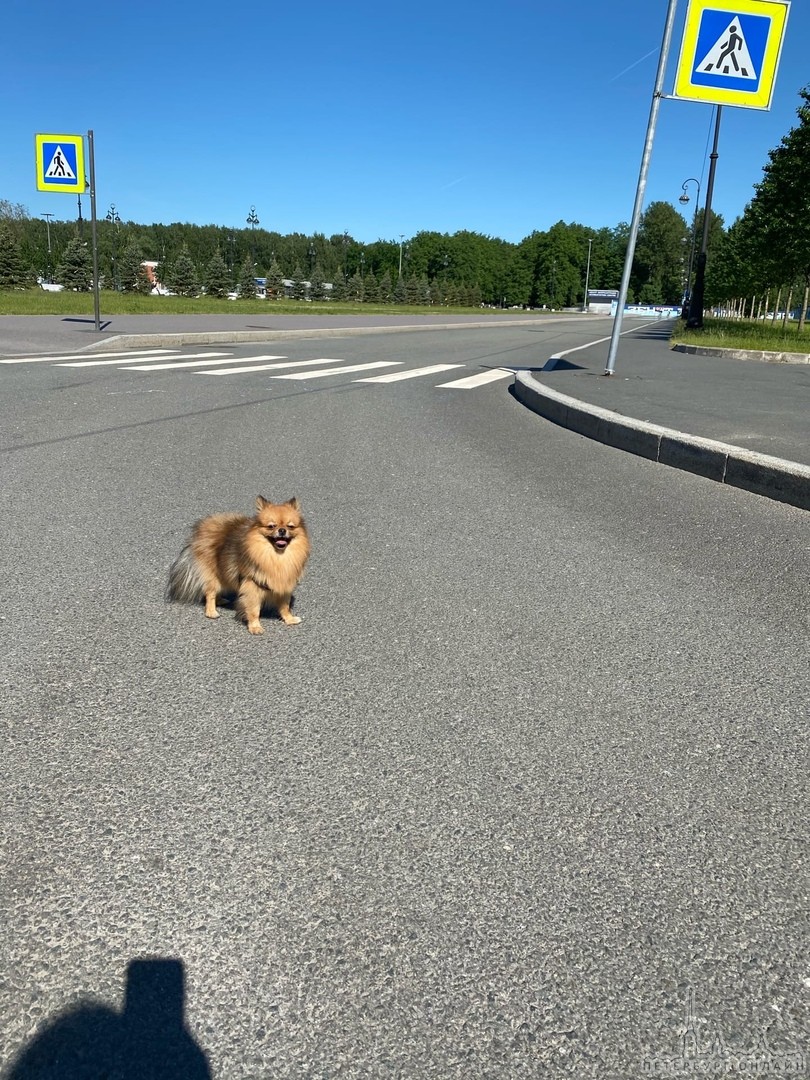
[105,203,121,290]
[246,205,259,267]
[687,106,723,329]
[678,178,701,317]
[42,212,54,282]
[399,234,405,277]
[583,238,593,313]
[308,242,316,276]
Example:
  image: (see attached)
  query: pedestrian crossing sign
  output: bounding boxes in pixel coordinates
[673,0,790,109]
[35,133,86,193]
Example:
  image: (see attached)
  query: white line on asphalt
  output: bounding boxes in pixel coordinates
[1,349,179,365]
[354,363,464,383]
[541,323,644,370]
[59,352,231,367]
[436,368,514,388]
[196,358,350,376]
[271,361,402,380]
[123,354,288,371]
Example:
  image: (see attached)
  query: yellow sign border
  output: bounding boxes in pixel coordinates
[35,133,86,194]
[673,0,790,110]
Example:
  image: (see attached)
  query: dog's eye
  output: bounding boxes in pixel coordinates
[267,523,276,529]
[286,523,296,529]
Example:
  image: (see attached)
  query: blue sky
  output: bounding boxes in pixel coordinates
[1,0,806,244]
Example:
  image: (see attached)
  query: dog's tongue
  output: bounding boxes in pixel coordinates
[275,537,288,549]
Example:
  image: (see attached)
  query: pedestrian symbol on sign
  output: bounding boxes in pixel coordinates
[697,18,757,78]
[45,146,76,179]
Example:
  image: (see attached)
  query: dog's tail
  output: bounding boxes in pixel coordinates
[166,544,205,604]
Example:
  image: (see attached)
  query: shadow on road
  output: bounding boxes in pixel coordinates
[4,958,212,1080]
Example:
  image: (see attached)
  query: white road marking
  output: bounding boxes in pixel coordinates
[124,354,287,371]
[60,351,230,367]
[354,363,464,383]
[196,358,347,376]
[271,361,402,380]
[1,349,178,365]
[437,368,514,388]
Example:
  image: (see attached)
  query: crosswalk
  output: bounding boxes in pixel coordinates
[1,347,516,391]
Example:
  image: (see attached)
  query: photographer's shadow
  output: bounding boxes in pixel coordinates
[6,958,211,1079]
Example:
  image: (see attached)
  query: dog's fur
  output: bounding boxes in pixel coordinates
[167,496,310,634]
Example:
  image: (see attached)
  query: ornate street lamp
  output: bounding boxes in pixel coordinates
[679,178,701,316]
[105,203,121,290]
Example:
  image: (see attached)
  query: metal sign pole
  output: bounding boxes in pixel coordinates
[87,130,101,332]
[604,0,680,375]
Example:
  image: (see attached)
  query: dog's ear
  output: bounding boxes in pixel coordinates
[285,497,300,510]
[256,495,269,511]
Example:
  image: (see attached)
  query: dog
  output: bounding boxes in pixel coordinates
[167,496,310,635]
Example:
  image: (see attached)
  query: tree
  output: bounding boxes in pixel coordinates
[55,238,92,291]
[237,255,258,299]
[633,201,689,304]
[168,246,198,298]
[743,85,810,330]
[291,262,307,300]
[265,257,284,300]
[309,264,327,301]
[117,241,152,294]
[0,224,33,289]
[203,248,231,298]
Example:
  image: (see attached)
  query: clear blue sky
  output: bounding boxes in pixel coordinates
[1,0,807,244]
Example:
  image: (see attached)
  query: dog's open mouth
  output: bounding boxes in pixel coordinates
[271,536,290,550]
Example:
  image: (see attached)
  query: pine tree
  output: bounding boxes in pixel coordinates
[378,269,392,304]
[169,246,199,298]
[347,271,364,302]
[265,257,284,300]
[55,238,92,292]
[309,263,327,301]
[204,248,231,298]
[363,270,380,303]
[118,241,152,294]
[237,255,258,299]
[392,274,407,305]
[330,268,346,301]
[0,224,33,290]
[291,262,307,301]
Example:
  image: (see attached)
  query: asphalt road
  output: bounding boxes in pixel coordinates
[2,325,808,1078]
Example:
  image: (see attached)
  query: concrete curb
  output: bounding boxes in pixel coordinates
[671,342,810,365]
[82,318,554,353]
[514,370,810,512]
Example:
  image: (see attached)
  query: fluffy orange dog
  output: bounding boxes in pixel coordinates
[168,496,310,634]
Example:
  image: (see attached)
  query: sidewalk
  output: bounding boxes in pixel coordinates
[514,321,810,511]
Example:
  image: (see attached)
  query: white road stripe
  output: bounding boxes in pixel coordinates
[196,358,347,376]
[123,354,287,371]
[437,368,514,389]
[60,351,230,368]
[1,349,178,365]
[354,363,464,384]
[271,361,401,380]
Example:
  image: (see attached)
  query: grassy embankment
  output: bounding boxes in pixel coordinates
[0,290,543,319]
[672,316,810,354]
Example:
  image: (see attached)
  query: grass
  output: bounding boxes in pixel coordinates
[0,289,548,319]
[672,316,810,354]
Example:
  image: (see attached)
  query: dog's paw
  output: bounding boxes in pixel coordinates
[247,623,264,635]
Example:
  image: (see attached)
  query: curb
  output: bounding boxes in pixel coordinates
[671,342,810,365]
[82,317,555,353]
[513,370,810,512]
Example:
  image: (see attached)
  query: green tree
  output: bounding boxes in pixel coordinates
[743,85,810,329]
[204,248,231,298]
[55,238,92,292]
[168,246,199,298]
[309,264,327,301]
[633,202,690,304]
[291,262,306,300]
[237,255,258,299]
[118,241,152,294]
[0,223,33,289]
[265,257,284,299]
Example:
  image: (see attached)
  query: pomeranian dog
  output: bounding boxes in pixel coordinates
[168,496,310,634]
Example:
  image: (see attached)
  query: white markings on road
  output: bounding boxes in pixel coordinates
[1,349,179,365]
[354,363,463,384]
[271,361,402,380]
[59,351,231,367]
[123,354,287,371]
[196,358,347,376]
[436,368,514,388]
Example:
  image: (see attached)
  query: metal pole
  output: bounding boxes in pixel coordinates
[43,212,54,282]
[87,130,101,332]
[583,238,593,312]
[604,0,679,375]
[687,106,722,329]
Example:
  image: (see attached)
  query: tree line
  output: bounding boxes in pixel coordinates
[1,84,807,318]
